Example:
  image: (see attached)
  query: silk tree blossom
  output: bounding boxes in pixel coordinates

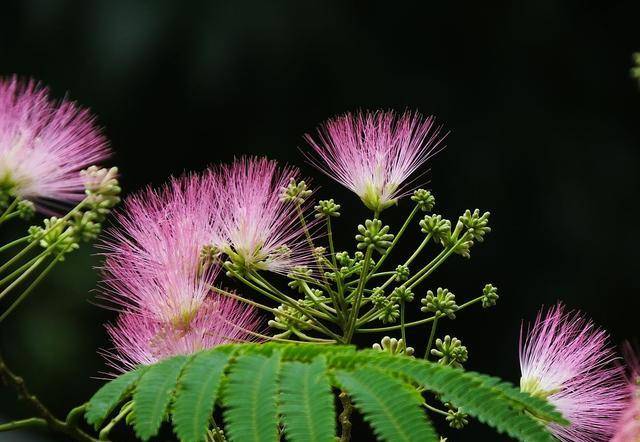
[210,157,315,275]
[0,76,110,209]
[100,174,259,372]
[612,345,640,442]
[519,303,628,441]
[105,296,260,373]
[304,110,444,213]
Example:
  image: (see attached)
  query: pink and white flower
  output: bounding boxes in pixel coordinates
[0,76,110,209]
[210,156,314,274]
[519,303,628,442]
[612,344,640,442]
[304,110,444,213]
[100,173,259,372]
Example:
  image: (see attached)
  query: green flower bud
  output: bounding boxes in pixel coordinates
[411,189,435,212]
[355,219,394,254]
[378,299,399,324]
[17,199,35,220]
[391,286,414,303]
[421,288,458,319]
[446,407,469,429]
[394,264,410,282]
[481,283,499,308]
[287,266,313,293]
[459,209,491,242]
[430,335,468,368]
[419,215,451,243]
[280,177,312,204]
[335,251,353,267]
[314,199,341,218]
[30,217,79,258]
[71,211,102,242]
[372,336,414,356]
[268,304,312,331]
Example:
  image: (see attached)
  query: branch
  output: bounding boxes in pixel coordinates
[0,354,98,442]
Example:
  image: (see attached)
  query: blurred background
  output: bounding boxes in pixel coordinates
[1,1,639,440]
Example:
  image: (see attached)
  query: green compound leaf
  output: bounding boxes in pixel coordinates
[334,366,438,442]
[85,367,147,429]
[223,352,281,442]
[132,355,189,441]
[280,357,335,442]
[172,349,231,442]
[348,352,560,442]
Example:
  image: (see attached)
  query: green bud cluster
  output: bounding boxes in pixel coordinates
[16,200,35,220]
[481,283,499,308]
[372,336,414,356]
[446,406,469,429]
[459,209,491,242]
[377,299,399,324]
[356,219,394,254]
[419,215,451,244]
[411,189,435,212]
[268,304,312,331]
[314,199,341,218]
[394,264,410,282]
[81,166,121,220]
[421,288,458,319]
[280,178,312,204]
[430,335,468,368]
[28,218,79,259]
[391,286,414,303]
[287,266,313,293]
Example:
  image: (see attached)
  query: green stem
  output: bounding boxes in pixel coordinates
[65,404,88,426]
[355,295,484,333]
[422,402,449,417]
[0,254,61,322]
[0,235,30,254]
[344,247,373,343]
[326,217,346,320]
[0,254,48,302]
[0,198,19,226]
[369,205,419,275]
[400,300,406,345]
[99,402,132,440]
[0,417,48,431]
[424,315,440,359]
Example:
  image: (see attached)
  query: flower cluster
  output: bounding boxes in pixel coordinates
[100,174,259,372]
[0,77,110,212]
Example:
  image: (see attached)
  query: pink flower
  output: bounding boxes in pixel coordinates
[100,173,259,372]
[105,297,260,373]
[304,110,444,213]
[612,344,640,442]
[519,303,628,441]
[0,76,110,209]
[211,156,314,274]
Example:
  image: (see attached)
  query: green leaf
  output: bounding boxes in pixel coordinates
[223,352,281,442]
[85,367,146,429]
[280,357,335,442]
[334,367,438,442]
[132,355,189,441]
[353,353,558,442]
[172,349,231,442]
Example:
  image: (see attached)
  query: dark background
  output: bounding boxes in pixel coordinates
[1,1,639,441]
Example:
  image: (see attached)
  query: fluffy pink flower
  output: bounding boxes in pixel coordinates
[304,110,444,212]
[612,344,640,442]
[211,157,314,274]
[0,76,110,208]
[519,303,628,441]
[105,297,260,373]
[100,173,259,372]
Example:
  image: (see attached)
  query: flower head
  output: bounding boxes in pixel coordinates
[100,173,259,372]
[612,344,640,442]
[304,110,444,213]
[519,303,628,441]
[211,157,314,275]
[105,296,260,373]
[0,77,110,209]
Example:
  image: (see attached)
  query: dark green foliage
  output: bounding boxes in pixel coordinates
[132,355,189,441]
[85,367,146,429]
[335,367,438,442]
[223,352,281,442]
[280,357,335,442]
[86,343,566,442]
[172,350,231,442]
